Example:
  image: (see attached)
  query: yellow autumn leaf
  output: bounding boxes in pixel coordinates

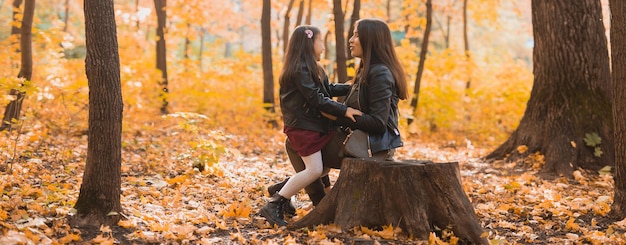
[220,201,251,219]
[230,231,246,244]
[148,222,170,232]
[359,225,396,240]
[58,233,82,243]
[24,229,40,244]
[573,170,586,183]
[504,181,521,191]
[118,219,136,228]
[0,209,7,221]
[565,217,580,231]
[593,202,610,216]
[214,218,228,230]
[517,145,528,154]
[284,234,298,245]
[428,232,447,245]
[308,230,327,241]
[378,224,398,240]
[167,175,188,185]
[90,234,115,245]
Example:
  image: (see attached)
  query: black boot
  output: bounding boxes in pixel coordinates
[259,193,289,226]
[267,179,297,217]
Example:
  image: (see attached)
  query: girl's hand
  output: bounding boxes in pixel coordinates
[345,107,363,122]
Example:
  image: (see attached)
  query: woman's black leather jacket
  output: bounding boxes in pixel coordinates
[280,66,351,133]
[336,63,403,154]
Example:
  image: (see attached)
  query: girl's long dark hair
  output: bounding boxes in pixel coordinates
[279,25,323,87]
[353,18,408,100]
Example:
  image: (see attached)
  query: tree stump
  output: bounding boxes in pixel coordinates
[289,158,488,244]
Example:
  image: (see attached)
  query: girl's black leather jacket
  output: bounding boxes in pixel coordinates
[336,63,403,154]
[280,66,350,133]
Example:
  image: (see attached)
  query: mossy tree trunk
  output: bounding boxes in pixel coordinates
[486,0,613,178]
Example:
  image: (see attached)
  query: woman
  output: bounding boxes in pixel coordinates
[259,25,362,227]
[271,18,408,207]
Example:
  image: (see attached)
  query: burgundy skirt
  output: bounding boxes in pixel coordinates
[284,126,337,157]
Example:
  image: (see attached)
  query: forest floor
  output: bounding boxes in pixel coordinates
[1,118,626,245]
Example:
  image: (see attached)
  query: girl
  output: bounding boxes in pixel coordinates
[259,25,362,226]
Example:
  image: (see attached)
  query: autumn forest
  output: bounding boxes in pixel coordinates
[1,0,626,244]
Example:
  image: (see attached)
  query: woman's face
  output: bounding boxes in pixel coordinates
[313,34,325,61]
[349,28,363,58]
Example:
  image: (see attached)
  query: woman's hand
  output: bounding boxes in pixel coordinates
[345,107,363,122]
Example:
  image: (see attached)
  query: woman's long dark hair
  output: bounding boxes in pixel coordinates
[279,25,323,87]
[353,18,408,100]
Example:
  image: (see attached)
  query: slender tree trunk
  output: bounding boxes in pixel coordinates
[198,27,205,70]
[305,0,312,25]
[63,0,69,32]
[463,0,471,90]
[324,30,332,73]
[386,0,391,21]
[486,0,613,178]
[154,0,168,115]
[10,0,22,37]
[262,0,277,128]
[183,22,190,60]
[610,0,626,219]
[1,0,33,132]
[333,0,347,84]
[346,0,360,60]
[434,14,450,49]
[70,0,123,228]
[295,0,304,27]
[135,0,140,29]
[282,0,295,53]
[409,0,432,125]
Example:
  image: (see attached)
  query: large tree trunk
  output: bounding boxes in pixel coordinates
[70,0,123,228]
[610,0,626,218]
[261,0,277,128]
[409,0,432,125]
[1,0,34,132]
[290,159,488,244]
[332,0,347,84]
[154,0,169,115]
[486,0,613,178]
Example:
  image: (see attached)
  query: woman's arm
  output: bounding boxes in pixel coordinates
[337,65,394,134]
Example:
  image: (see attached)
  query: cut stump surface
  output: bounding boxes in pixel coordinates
[289,158,488,244]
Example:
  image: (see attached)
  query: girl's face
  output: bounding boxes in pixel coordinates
[349,29,363,58]
[313,34,325,61]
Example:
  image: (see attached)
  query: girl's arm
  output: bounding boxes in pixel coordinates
[293,68,348,118]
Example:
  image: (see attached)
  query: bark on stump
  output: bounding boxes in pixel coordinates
[289,158,487,244]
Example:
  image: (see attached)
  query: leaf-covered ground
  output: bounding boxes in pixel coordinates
[1,114,625,245]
